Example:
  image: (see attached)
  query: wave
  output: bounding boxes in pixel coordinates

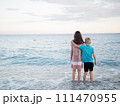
[97,60,120,67]
[0,55,69,66]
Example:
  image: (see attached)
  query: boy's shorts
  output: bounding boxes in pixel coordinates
[84,62,94,72]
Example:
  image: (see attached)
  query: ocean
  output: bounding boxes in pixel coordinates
[0,33,120,90]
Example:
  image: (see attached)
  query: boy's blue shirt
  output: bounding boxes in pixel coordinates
[79,45,94,63]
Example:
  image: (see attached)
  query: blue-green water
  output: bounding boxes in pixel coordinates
[0,33,120,90]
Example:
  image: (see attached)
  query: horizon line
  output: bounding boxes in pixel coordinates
[0,32,120,35]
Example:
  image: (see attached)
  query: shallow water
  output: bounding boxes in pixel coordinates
[0,33,120,90]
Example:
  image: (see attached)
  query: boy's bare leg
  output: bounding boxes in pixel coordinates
[77,69,81,83]
[72,69,76,83]
[83,72,87,84]
[90,71,93,83]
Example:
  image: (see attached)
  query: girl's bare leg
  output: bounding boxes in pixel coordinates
[83,72,87,84]
[90,71,93,83]
[72,69,76,83]
[77,69,81,83]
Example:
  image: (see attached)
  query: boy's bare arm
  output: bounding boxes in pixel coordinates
[93,53,97,65]
[71,41,79,48]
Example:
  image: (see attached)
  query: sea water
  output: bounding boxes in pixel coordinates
[0,33,120,90]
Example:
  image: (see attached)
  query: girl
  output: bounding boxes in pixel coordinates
[71,31,84,83]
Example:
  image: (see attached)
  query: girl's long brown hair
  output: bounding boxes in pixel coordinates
[73,31,84,44]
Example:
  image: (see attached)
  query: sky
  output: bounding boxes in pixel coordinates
[0,0,120,34]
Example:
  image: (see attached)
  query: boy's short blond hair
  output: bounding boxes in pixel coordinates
[85,37,91,44]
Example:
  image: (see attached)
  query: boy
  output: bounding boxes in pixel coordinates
[72,37,97,84]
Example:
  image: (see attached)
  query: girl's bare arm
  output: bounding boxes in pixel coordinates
[71,41,79,48]
[71,43,73,61]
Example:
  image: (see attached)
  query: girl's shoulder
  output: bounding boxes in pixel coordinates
[71,40,74,45]
[71,40,74,43]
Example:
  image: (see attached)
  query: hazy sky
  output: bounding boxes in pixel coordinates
[0,0,120,34]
